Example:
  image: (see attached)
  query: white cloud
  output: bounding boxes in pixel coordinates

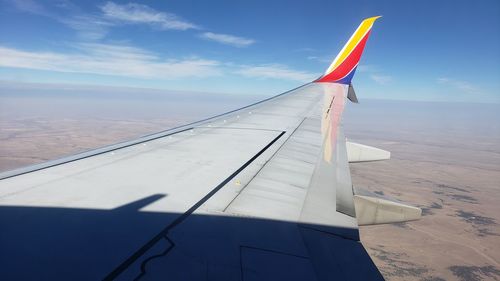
[357,64,380,73]
[294,47,316,53]
[370,74,393,85]
[356,64,393,85]
[0,44,222,79]
[100,2,199,30]
[0,44,320,83]
[9,1,198,39]
[9,0,111,41]
[199,32,255,47]
[10,0,48,15]
[11,0,257,50]
[307,55,331,63]
[237,64,318,82]
[61,15,113,40]
[437,77,479,94]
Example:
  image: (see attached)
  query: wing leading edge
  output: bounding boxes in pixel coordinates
[0,17,421,280]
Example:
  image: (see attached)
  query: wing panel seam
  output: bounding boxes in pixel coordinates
[222,118,306,212]
[103,130,286,280]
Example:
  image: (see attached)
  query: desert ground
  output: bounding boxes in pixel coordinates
[344,100,500,281]
[348,131,500,281]
[0,97,499,281]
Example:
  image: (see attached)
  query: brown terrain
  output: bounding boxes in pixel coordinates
[351,136,500,281]
[0,117,185,172]
[0,99,499,281]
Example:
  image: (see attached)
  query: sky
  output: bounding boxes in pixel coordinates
[0,0,499,102]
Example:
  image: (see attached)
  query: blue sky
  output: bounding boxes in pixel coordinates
[0,0,499,102]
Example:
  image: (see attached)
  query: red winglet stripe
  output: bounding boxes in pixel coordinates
[317,30,371,83]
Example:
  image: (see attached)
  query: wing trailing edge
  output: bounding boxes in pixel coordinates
[346,142,390,163]
[354,195,422,226]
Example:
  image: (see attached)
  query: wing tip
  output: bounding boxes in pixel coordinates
[315,16,381,84]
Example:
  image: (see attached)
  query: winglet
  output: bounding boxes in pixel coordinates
[316,16,381,84]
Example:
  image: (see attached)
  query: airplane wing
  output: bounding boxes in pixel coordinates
[0,17,421,281]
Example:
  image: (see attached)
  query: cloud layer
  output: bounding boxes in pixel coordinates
[358,64,393,85]
[437,78,480,94]
[3,1,316,84]
[370,74,393,85]
[238,64,317,82]
[200,32,255,47]
[0,44,221,79]
[0,45,317,82]
[100,2,199,30]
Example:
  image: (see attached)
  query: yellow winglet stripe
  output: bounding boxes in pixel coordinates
[325,16,381,75]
